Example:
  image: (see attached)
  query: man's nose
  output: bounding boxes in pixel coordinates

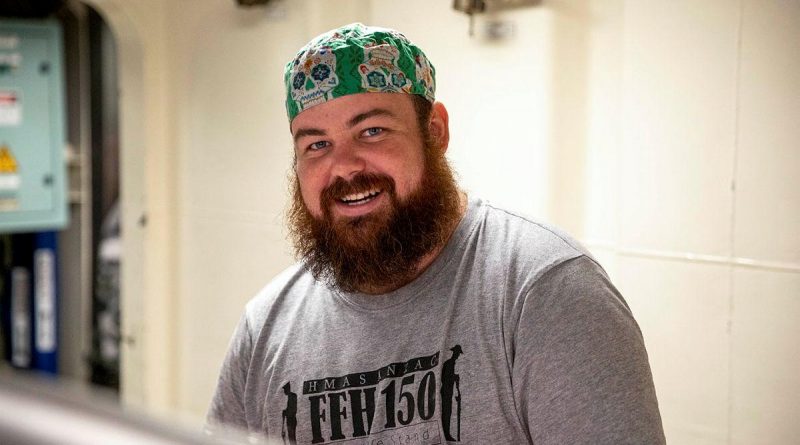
[330,142,366,180]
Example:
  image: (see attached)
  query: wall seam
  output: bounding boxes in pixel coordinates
[582,242,800,273]
[727,0,745,443]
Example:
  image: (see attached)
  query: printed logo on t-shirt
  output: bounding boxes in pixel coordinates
[279,345,463,444]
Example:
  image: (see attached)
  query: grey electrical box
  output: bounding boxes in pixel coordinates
[0,19,68,233]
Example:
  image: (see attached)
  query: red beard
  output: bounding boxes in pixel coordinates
[287,144,462,294]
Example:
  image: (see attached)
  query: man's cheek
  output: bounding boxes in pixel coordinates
[300,187,323,218]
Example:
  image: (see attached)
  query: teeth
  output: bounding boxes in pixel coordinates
[341,189,381,203]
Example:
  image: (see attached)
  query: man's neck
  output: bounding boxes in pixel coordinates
[356,191,468,295]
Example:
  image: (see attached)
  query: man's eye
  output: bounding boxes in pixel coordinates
[362,127,383,137]
[308,141,330,151]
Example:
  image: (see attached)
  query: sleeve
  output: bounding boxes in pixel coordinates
[206,311,254,431]
[512,255,666,445]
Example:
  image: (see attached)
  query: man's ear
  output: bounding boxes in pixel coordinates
[429,101,450,152]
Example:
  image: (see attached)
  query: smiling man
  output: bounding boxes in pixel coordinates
[288,92,462,295]
[208,23,665,445]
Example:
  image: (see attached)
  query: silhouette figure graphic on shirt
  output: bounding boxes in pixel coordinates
[281,382,297,445]
[440,345,463,441]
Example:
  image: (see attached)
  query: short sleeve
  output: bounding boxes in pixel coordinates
[512,255,665,444]
[206,312,254,431]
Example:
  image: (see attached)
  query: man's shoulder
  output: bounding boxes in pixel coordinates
[459,199,604,293]
[242,263,318,326]
[474,199,590,259]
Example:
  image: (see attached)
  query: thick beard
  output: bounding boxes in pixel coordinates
[287,143,462,294]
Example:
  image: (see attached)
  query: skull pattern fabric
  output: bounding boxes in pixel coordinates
[284,23,436,121]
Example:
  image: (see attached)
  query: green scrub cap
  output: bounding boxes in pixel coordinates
[284,23,436,121]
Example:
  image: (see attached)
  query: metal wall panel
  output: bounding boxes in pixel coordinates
[0,19,67,233]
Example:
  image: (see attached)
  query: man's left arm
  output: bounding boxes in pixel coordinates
[512,255,666,445]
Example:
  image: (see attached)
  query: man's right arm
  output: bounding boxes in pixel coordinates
[206,312,253,431]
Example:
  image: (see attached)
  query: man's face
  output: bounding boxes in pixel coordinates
[291,92,427,223]
[287,93,462,293]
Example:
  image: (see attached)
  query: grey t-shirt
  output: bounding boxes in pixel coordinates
[207,198,665,444]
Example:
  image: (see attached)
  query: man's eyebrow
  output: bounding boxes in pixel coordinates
[292,108,397,143]
[292,127,326,143]
[348,108,396,128]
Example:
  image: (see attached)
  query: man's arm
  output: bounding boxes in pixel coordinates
[206,312,253,431]
[513,255,665,445]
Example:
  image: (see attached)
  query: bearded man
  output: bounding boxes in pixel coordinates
[208,23,665,445]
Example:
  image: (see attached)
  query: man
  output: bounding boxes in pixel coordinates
[208,23,665,445]
[281,382,298,445]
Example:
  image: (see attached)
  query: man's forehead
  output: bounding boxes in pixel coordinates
[290,93,411,134]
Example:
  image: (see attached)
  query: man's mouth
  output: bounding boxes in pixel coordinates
[338,188,382,206]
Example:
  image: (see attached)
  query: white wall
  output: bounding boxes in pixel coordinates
[94,0,799,442]
[597,1,800,444]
